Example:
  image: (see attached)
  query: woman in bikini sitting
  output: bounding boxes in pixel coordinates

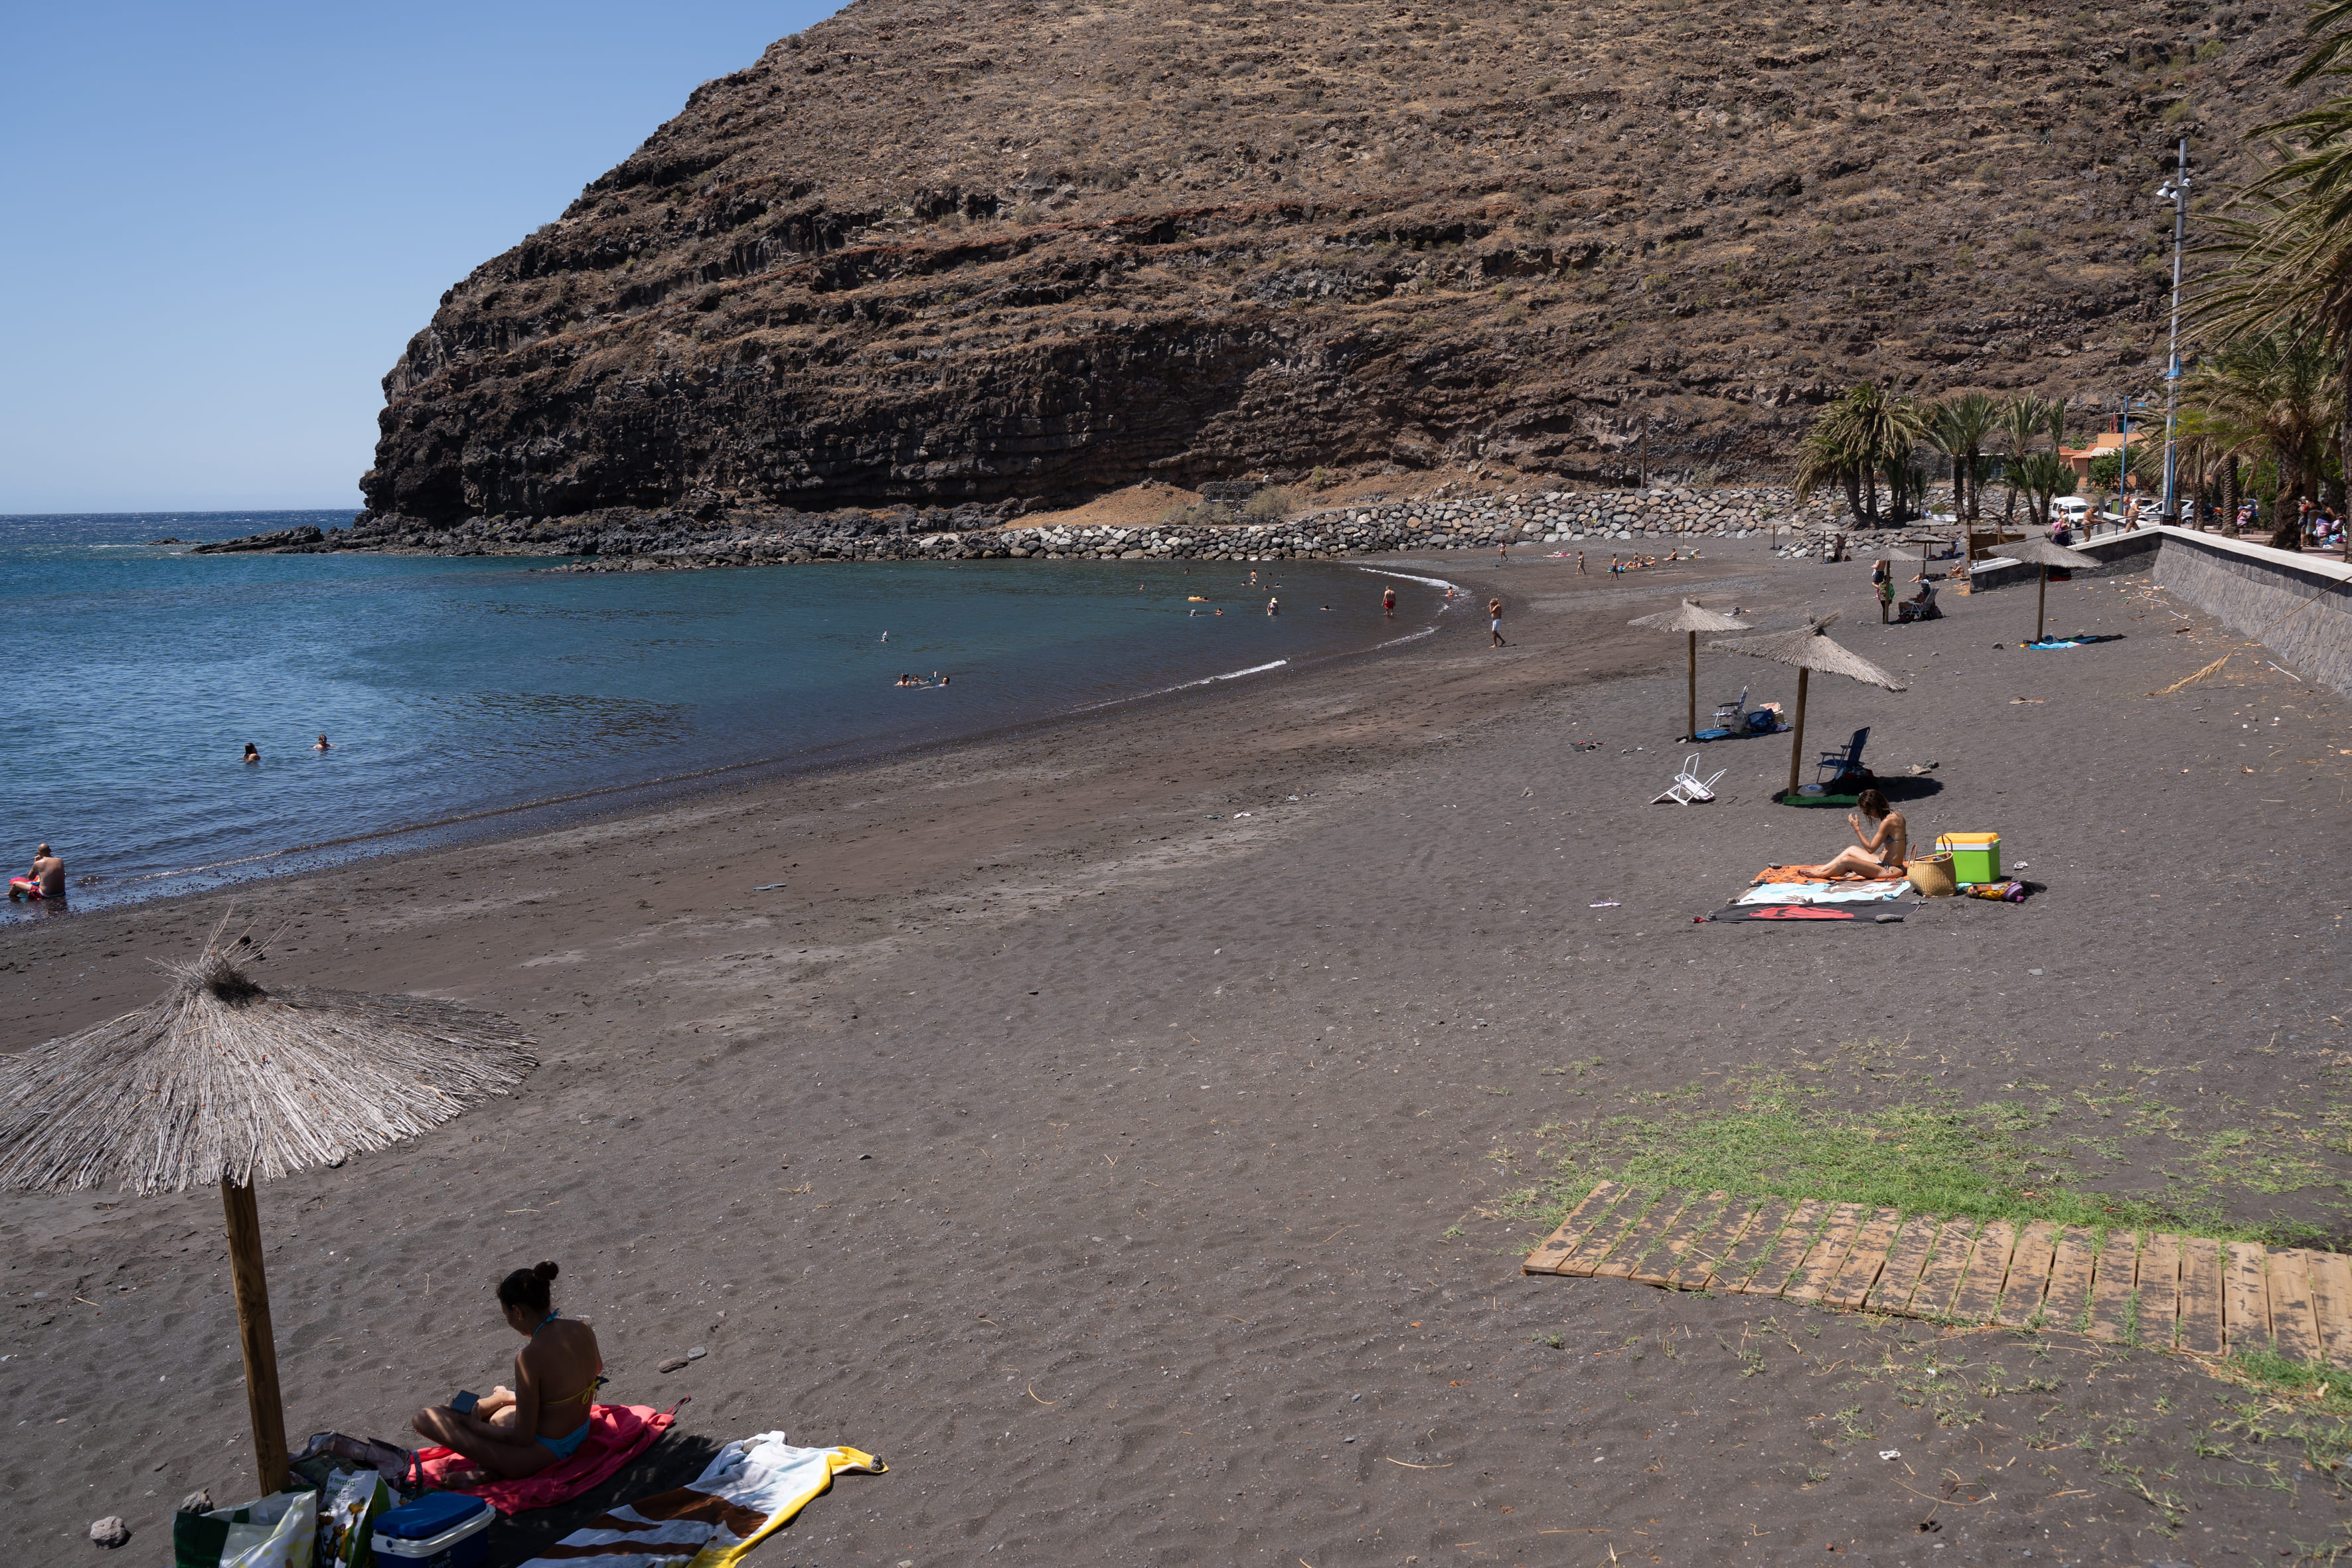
[412,1260,605,1479]
[1778,789,1910,880]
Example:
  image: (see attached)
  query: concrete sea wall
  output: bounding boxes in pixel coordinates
[2151,531,2352,697]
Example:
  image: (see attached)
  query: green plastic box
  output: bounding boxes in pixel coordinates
[1936,832,2001,884]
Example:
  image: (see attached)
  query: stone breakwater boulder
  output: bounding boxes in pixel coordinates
[188,524,327,554]
[200,488,1857,570]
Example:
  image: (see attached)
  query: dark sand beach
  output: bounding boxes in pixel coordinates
[5,540,2349,1566]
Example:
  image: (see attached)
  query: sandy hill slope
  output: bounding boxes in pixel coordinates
[359,0,2311,530]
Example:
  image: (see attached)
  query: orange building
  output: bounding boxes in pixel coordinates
[2058,428,2148,486]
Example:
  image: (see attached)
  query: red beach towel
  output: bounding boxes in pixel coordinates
[416,1403,676,1515]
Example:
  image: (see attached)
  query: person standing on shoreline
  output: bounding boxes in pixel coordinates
[1577,550,1587,575]
[1382,586,1396,619]
[1488,597,1507,647]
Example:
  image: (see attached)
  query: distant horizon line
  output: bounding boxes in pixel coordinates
[0,506,363,520]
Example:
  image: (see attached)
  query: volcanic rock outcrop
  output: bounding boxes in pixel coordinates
[359,0,2311,536]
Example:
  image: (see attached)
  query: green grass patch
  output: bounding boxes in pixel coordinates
[1504,1069,2344,1247]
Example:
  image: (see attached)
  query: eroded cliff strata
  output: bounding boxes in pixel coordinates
[358,0,2302,537]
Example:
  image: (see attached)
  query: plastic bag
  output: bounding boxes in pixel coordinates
[173,1487,317,1568]
[319,1468,390,1567]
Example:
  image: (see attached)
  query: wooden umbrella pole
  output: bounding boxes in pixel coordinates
[1785,666,1810,800]
[221,1178,289,1496]
[1686,629,1697,741]
[2035,564,2049,643]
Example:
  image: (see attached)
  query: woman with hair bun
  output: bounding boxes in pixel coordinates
[410,1260,607,1479]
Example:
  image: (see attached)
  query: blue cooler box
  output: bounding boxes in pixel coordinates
[371,1493,494,1568]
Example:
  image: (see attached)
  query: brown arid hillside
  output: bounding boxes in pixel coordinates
[360,0,2324,532]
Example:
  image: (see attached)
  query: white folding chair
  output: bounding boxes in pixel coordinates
[1652,755,1727,805]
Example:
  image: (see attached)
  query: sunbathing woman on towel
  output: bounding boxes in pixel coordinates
[1783,789,1910,880]
[412,1261,607,1479]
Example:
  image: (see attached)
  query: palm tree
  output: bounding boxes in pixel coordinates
[1993,394,2057,543]
[2177,331,2338,548]
[2195,14,2352,531]
[1794,384,1930,528]
[2011,452,2074,532]
[1928,393,1999,533]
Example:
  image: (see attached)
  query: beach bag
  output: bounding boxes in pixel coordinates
[174,1487,317,1568]
[1905,853,1957,898]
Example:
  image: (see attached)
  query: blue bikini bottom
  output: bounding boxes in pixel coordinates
[536,1421,591,1460]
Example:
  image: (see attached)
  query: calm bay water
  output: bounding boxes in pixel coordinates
[0,512,1449,913]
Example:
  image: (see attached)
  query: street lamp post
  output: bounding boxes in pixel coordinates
[2156,137,2192,525]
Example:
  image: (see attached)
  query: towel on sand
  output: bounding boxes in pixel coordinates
[1739,878,1909,905]
[418,1403,675,1516]
[514,1433,884,1567]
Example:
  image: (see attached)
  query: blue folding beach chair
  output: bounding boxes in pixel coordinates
[1816,726,1869,785]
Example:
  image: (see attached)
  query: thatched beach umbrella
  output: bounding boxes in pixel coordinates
[1706,614,1907,800]
[1628,599,1753,740]
[0,929,533,1496]
[1997,536,2100,643]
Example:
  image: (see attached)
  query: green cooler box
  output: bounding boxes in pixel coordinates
[1935,832,2001,884]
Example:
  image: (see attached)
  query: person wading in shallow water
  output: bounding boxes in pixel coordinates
[412,1261,607,1481]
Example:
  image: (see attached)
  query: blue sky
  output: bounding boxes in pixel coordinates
[0,1,838,514]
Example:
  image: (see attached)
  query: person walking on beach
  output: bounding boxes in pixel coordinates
[1488,596,1507,647]
[1577,550,1587,575]
[1872,560,1893,623]
[1497,540,1510,566]
[1381,586,1396,619]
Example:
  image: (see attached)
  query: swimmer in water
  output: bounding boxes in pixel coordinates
[313,734,332,751]
[242,742,260,765]
[1267,597,1279,615]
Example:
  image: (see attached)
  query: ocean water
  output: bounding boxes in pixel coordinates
[0,512,1452,913]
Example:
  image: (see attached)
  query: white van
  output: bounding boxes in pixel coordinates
[2051,497,2090,524]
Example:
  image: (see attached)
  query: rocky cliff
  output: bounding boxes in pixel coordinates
[358,0,2313,536]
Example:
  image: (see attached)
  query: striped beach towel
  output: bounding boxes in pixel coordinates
[516,1434,885,1567]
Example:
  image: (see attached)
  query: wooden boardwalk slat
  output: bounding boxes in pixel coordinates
[1824,1208,1906,1309]
[1994,1221,2062,1328]
[2041,1228,2100,1334]
[1523,1182,1630,1275]
[2268,1249,2323,1366]
[2178,1237,2226,1355]
[1630,1191,1730,1287]
[1665,1198,1764,1290]
[1947,1221,2019,1324]
[1746,1199,1832,1299]
[1593,1190,1698,1281]
[2086,1231,2140,1344]
[1786,1203,1872,1304]
[2138,1233,2184,1350]
[2224,1241,2272,1354]
[1517,1183,2349,1369]
[2306,1253,2352,1369]
[1906,1217,1980,1318]
[1861,1216,1942,1314]
[1555,1188,1658,1278]
[1707,1199,1795,1294]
